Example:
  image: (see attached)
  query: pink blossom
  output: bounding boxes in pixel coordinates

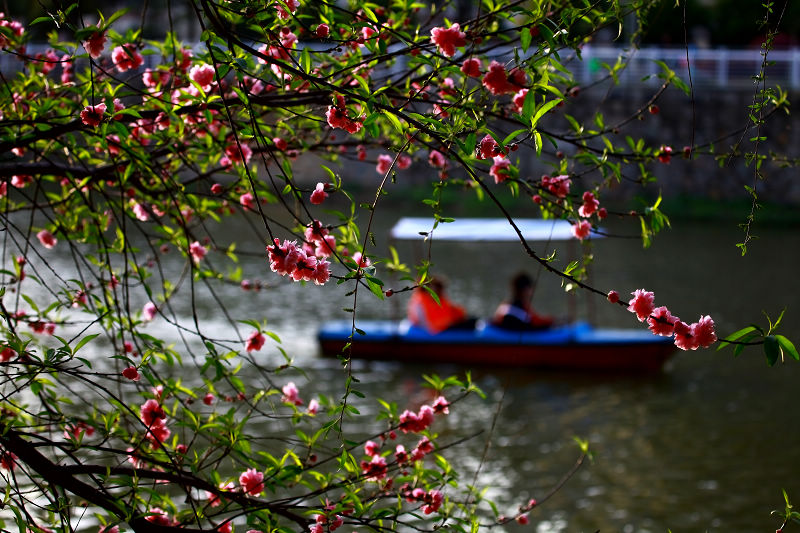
[307,398,319,415]
[478,134,499,159]
[326,104,363,133]
[239,468,264,496]
[673,320,700,351]
[240,193,256,211]
[658,145,673,164]
[311,259,331,285]
[37,229,57,249]
[83,29,107,58]
[143,302,157,321]
[140,399,166,427]
[99,525,120,533]
[397,154,412,169]
[11,175,31,188]
[276,0,299,20]
[224,143,253,165]
[607,290,620,303]
[122,366,140,381]
[627,289,655,322]
[376,154,393,175]
[361,26,377,41]
[273,137,288,151]
[281,381,303,405]
[189,63,215,91]
[432,396,450,414]
[80,103,106,127]
[360,454,388,481]
[461,58,482,77]
[422,489,443,514]
[647,306,679,336]
[144,508,172,526]
[512,88,529,113]
[490,156,511,184]
[203,393,216,405]
[314,235,336,258]
[310,183,329,205]
[428,150,447,169]
[143,68,170,89]
[571,220,592,240]
[431,23,466,57]
[352,251,370,268]
[364,440,380,456]
[516,514,529,525]
[245,330,265,352]
[189,241,208,264]
[542,174,571,198]
[482,61,520,95]
[316,24,330,38]
[691,315,717,348]
[578,191,600,217]
[111,44,143,72]
[0,450,17,471]
[1,347,16,362]
[132,202,150,221]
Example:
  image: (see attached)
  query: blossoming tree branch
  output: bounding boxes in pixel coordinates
[0,0,796,531]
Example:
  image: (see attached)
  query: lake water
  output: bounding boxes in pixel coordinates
[17,206,800,532]
[175,207,800,533]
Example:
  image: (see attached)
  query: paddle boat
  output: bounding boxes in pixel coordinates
[317,218,677,372]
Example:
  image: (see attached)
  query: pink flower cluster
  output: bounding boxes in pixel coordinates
[541,174,571,198]
[140,398,170,447]
[395,435,435,465]
[189,241,207,264]
[578,191,599,218]
[626,289,717,350]
[36,229,57,249]
[310,183,328,204]
[461,58,481,77]
[398,395,449,433]
[111,44,143,72]
[430,23,466,57]
[80,103,106,127]
[310,513,343,533]
[360,454,387,481]
[482,61,527,95]
[281,381,303,405]
[266,237,331,285]
[326,95,363,133]
[239,468,264,496]
[404,487,444,514]
[571,220,592,240]
[490,157,511,184]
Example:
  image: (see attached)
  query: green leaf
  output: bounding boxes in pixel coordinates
[717,325,759,350]
[775,335,799,361]
[72,334,99,355]
[764,335,780,366]
[383,111,404,133]
[530,98,562,129]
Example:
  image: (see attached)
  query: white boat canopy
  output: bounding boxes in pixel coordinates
[390,217,601,242]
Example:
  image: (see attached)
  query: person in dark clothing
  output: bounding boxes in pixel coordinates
[492,272,554,331]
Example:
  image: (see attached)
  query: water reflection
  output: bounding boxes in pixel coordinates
[15,207,800,532]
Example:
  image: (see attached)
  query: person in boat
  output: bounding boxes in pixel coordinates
[492,272,554,331]
[407,277,477,334]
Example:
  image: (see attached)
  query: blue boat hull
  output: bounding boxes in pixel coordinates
[318,320,677,372]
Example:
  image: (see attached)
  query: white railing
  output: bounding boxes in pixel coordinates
[574,46,800,90]
[3,45,800,91]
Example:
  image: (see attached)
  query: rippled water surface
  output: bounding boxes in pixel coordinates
[28,208,800,532]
